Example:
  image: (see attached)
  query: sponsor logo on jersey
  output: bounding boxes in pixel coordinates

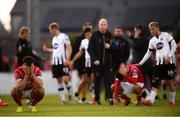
[156,42,164,50]
[53,43,59,49]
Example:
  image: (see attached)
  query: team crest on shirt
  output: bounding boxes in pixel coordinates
[156,42,164,50]
[53,43,59,49]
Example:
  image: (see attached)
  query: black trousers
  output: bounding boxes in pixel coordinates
[93,64,113,101]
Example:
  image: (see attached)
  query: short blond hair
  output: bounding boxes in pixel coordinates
[19,26,30,36]
[148,22,159,28]
[49,22,59,29]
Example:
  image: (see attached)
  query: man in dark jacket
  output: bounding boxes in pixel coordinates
[111,26,130,72]
[88,18,113,105]
[132,24,153,91]
[16,26,42,68]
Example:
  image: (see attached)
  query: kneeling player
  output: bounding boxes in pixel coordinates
[112,63,145,106]
[11,56,45,112]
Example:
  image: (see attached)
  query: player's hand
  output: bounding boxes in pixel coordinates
[119,64,128,76]
[63,60,70,67]
[105,43,111,49]
[165,56,172,64]
[24,67,30,77]
[134,64,141,68]
[42,44,47,51]
[29,66,35,78]
[69,61,74,70]
[94,60,100,65]
[18,46,22,53]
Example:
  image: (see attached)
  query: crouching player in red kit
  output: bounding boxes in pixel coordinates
[112,63,145,106]
[11,56,45,112]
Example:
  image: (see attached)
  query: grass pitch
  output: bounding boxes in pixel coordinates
[0,90,180,116]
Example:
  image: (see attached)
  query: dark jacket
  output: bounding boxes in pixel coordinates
[16,38,41,66]
[111,36,130,70]
[132,34,149,63]
[88,30,113,65]
[72,34,85,69]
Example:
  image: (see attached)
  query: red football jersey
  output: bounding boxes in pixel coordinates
[124,64,144,84]
[14,66,42,90]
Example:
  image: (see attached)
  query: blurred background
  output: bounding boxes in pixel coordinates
[0,0,179,71]
[0,0,180,94]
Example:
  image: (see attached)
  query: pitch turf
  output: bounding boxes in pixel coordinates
[0,90,180,116]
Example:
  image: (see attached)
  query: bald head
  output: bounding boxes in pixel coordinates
[98,18,108,33]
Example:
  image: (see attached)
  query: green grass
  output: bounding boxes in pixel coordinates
[0,90,180,116]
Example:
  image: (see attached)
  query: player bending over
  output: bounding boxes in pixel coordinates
[11,56,45,112]
[112,63,145,106]
[139,22,177,106]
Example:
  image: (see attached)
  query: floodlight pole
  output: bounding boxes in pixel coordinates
[27,0,40,50]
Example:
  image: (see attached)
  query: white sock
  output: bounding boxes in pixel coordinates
[58,83,65,101]
[169,91,176,103]
[0,98,2,102]
[146,90,157,103]
[66,82,72,96]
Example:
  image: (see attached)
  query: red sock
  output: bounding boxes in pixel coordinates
[136,95,142,103]
[114,79,120,101]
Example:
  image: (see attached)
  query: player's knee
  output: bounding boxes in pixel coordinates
[31,88,45,98]
[169,84,176,92]
[133,85,142,95]
[11,87,22,98]
[63,75,70,84]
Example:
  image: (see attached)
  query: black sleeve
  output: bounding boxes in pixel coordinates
[124,41,130,62]
[72,36,83,58]
[88,34,97,63]
[16,40,21,57]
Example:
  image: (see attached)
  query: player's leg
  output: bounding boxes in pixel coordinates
[132,84,144,105]
[74,74,85,102]
[167,79,176,106]
[31,88,45,106]
[120,82,132,106]
[30,88,45,112]
[53,64,66,104]
[11,87,23,112]
[112,78,120,105]
[11,87,23,106]
[63,67,73,102]
[143,78,160,105]
[57,77,66,104]
[161,80,167,100]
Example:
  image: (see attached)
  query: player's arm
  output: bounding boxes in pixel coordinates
[15,71,29,90]
[119,65,138,84]
[66,43,72,61]
[30,68,43,88]
[32,76,43,88]
[124,74,138,84]
[168,37,177,58]
[43,44,53,53]
[139,40,154,65]
[71,49,83,63]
